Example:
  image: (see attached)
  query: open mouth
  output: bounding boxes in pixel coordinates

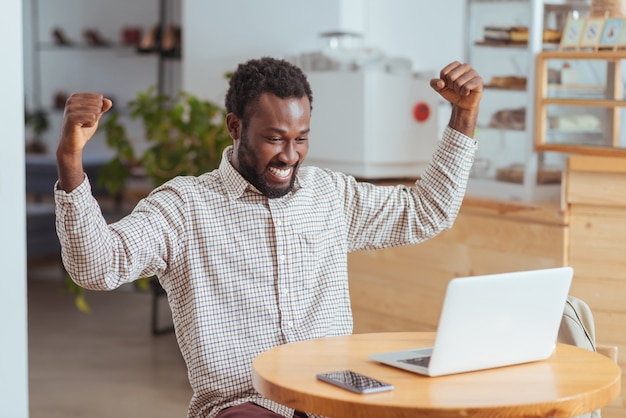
[267,166,293,181]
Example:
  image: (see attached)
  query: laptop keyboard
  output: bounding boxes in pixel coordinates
[399,356,431,368]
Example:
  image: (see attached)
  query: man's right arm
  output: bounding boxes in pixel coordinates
[56,93,112,192]
[55,92,126,290]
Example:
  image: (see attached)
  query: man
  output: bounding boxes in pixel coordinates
[55,57,483,418]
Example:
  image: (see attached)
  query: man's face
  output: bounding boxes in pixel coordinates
[228,93,310,198]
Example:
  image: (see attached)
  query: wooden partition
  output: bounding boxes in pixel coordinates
[565,156,626,417]
[348,197,567,334]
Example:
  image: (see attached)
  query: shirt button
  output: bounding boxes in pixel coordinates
[279,255,286,262]
[281,288,289,295]
[286,321,293,328]
[275,220,282,227]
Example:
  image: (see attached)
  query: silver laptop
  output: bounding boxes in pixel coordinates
[369,267,573,377]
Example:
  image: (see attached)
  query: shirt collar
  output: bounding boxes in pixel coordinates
[218,146,302,201]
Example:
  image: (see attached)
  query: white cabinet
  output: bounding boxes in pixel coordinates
[465,0,565,202]
[305,70,444,179]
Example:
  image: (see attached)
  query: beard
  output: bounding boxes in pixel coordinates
[236,131,299,199]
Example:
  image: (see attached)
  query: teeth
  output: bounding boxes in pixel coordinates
[269,167,291,178]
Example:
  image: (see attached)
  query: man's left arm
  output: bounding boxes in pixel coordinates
[341,62,483,251]
[430,61,483,138]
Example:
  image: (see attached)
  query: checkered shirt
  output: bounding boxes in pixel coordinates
[55,126,477,417]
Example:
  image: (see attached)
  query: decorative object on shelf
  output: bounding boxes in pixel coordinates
[24,108,49,154]
[488,75,527,89]
[616,18,626,48]
[161,25,182,58]
[53,91,69,110]
[560,11,626,51]
[51,27,73,46]
[480,25,561,46]
[598,17,623,48]
[484,26,517,43]
[560,15,586,49]
[138,25,160,53]
[495,164,562,185]
[548,114,601,130]
[83,28,110,46]
[580,17,606,49]
[488,107,526,130]
[560,62,579,84]
[137,25,182,57]
[482,25,528,44]
[543,28,562,43]
[121,26,142,46]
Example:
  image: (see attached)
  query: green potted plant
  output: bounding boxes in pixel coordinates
[99,85,232,195]
[25,108,50,154]
[65,86,232,312]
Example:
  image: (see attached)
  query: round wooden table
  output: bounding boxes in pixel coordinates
[252,332,621,417]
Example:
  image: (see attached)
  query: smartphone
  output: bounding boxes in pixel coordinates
[316,370,394,394]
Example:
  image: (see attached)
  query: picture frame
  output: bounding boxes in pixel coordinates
[599,17,624,49]
[579,18,605,49]
[616,18,626,49]
[560,16,585,49]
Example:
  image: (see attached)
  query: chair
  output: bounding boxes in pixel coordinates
[558,295,619,418]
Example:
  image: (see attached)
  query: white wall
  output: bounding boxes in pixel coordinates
[182,0,466,104]
[182,0,343,104]
[362,0,466,71]
[0,0,29,416]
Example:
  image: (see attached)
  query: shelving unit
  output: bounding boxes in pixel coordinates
[535,50,626,157]
[25,0,181,157]
[465,0,565,202]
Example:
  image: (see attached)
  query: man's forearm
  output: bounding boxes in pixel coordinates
[448,105,479,138]
[56,151,85,192]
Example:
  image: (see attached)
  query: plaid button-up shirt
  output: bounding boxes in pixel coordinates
[55,126,477,417]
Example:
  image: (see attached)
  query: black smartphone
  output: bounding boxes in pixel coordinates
[316,370,394,394]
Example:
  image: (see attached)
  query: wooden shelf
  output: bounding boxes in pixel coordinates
[543,98,626,107]
[538,50,626,60]
[478,124,526,132]
[475,40,561,48]
[475,40,527,48]
[485,84,526,91]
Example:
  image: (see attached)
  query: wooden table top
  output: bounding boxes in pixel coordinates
[252,332,621,418]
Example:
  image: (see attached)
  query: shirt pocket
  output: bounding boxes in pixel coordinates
[295,226,344,291]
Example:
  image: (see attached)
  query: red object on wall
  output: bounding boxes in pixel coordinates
[413,102,430,122]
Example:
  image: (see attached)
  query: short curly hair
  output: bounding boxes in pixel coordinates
[225,57,313,125]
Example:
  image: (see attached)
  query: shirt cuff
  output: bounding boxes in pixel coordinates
[53,174,92,202]
[443,125,478,151]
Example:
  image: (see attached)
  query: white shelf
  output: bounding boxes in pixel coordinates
[466,0,562,202]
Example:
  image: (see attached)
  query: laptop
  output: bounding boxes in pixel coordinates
[369,267,573,377]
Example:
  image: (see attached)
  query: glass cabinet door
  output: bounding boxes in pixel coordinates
[535,51,626,156]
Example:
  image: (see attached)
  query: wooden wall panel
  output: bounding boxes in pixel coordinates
[567,171,626,207]
[349,205,567,334]
[565,156,626,418]
[569,207,626,280]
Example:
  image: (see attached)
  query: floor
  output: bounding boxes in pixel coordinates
[27,257,193,418]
